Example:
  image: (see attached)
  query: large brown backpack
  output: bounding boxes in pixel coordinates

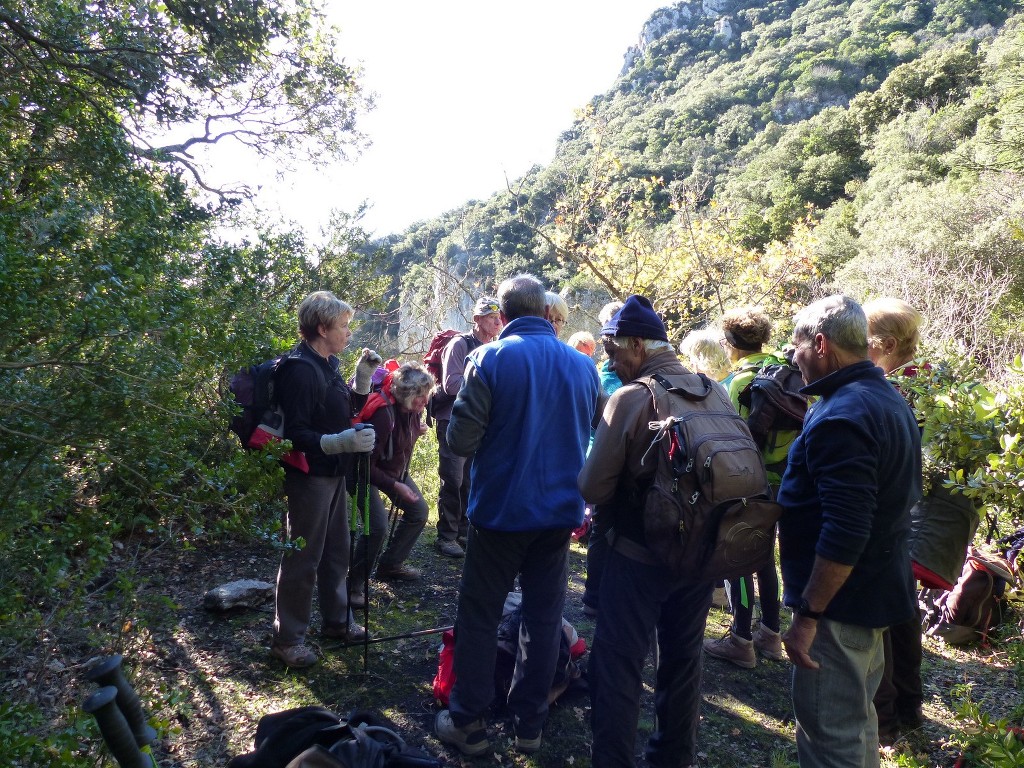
[926,550,1014,645]
[639,372,782,581]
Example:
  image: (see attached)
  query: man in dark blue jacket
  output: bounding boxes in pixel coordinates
[777,294,921,767]
[434,274,600,757]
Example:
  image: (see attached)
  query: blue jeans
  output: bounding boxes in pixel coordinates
[792,618,885,768]
[449,525,571,738]
[590,547,714,768]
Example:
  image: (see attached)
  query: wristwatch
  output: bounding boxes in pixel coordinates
[795,597,823,620]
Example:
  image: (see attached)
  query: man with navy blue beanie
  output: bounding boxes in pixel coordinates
[580,294,717,768]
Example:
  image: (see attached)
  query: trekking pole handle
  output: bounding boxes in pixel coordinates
[86,654,157,747]
[82,686,156,768]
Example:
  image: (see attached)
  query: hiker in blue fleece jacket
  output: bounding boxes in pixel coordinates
[433,274,600,758]
[777,294,921,768]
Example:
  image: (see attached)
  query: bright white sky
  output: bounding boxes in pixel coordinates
[214,1,670,238]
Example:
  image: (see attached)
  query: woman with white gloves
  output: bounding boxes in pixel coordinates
[270,290,381,668]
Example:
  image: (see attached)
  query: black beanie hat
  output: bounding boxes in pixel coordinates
[601,295,668,342]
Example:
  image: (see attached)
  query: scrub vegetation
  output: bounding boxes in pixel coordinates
[2,0,1024,764]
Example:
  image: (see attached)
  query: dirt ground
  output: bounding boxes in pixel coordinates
[34,530,1019,768]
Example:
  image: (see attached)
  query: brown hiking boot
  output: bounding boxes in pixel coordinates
[270,643,318,668]
[703,631,756,669]
[436,539,465,558]
[435,710,489,756]
[375,563,422,581]
[753,624,786,661]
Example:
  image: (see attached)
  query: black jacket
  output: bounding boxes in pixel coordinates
[277,342,366,477]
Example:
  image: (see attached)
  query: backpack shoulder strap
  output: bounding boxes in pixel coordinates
[357,391,395,422]
[278,350,330,404]
[463,332,483,353]
[648,372,713,402]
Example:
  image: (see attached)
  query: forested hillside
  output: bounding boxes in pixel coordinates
[391,0,1024,367]
[2,0,1024,764]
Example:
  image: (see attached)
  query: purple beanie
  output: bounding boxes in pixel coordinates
[601,295,668,342]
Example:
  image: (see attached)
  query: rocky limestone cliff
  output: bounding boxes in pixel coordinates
[620,0,733,74]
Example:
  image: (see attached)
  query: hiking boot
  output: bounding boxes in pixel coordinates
[752,624,785,661]
[434,709,489,756]
[436,539,465,558]
[898,706,924,730]
[704,631,756,669]
[322,621,368,643]
[270,643,318,668]
[349,591,367,609]
[376,563,422,581]
[514,733,542,753]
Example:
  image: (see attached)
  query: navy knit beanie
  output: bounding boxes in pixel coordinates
[601,295,668,342]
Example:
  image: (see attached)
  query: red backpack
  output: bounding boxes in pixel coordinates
[422,330,466,385]
[356,373,397,460]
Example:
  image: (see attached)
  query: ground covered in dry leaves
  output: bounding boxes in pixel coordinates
[16,530,1023,767]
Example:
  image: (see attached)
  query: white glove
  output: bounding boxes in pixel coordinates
[320,426,375,454]
[353,348,383,394]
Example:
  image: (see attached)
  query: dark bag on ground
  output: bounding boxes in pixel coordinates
[640,372,781,581]
[228,706,440,768]
[432,593,587,708]
[909,481,981,588]
[926,549,1015,645]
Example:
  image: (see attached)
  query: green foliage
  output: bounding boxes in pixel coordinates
[833,171,1024,370]
[893,352,1024,535]
[375,0,1024,360]
[0,0,378,660]
[0,701,95,767]
[948,683,1024,767]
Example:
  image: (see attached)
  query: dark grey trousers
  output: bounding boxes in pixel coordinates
[435,419,470,542]
[273,472,353,646]
[590,547,714,768]
[449,526,571,738]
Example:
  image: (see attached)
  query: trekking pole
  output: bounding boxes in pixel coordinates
[82,686,155,768]
[383,456,414,555]
[359,450,372,673]
[333,625,453,647]
[345,440,372,673]
[85,654,157,748]
[348,473,359,639]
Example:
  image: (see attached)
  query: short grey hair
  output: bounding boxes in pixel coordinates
[390,362,434,408]
[546,291,569,323]
[602,335,674,353]
[598,301,624,325]
[498,274,546,321]
[792,295,868,355]
[297,291,353,341]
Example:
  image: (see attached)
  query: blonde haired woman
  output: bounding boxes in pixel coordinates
[546,291,569,338]
[271,291,381,667]
[679,328,730,380]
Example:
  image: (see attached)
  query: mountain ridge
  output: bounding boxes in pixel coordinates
[377,0,1023,365]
